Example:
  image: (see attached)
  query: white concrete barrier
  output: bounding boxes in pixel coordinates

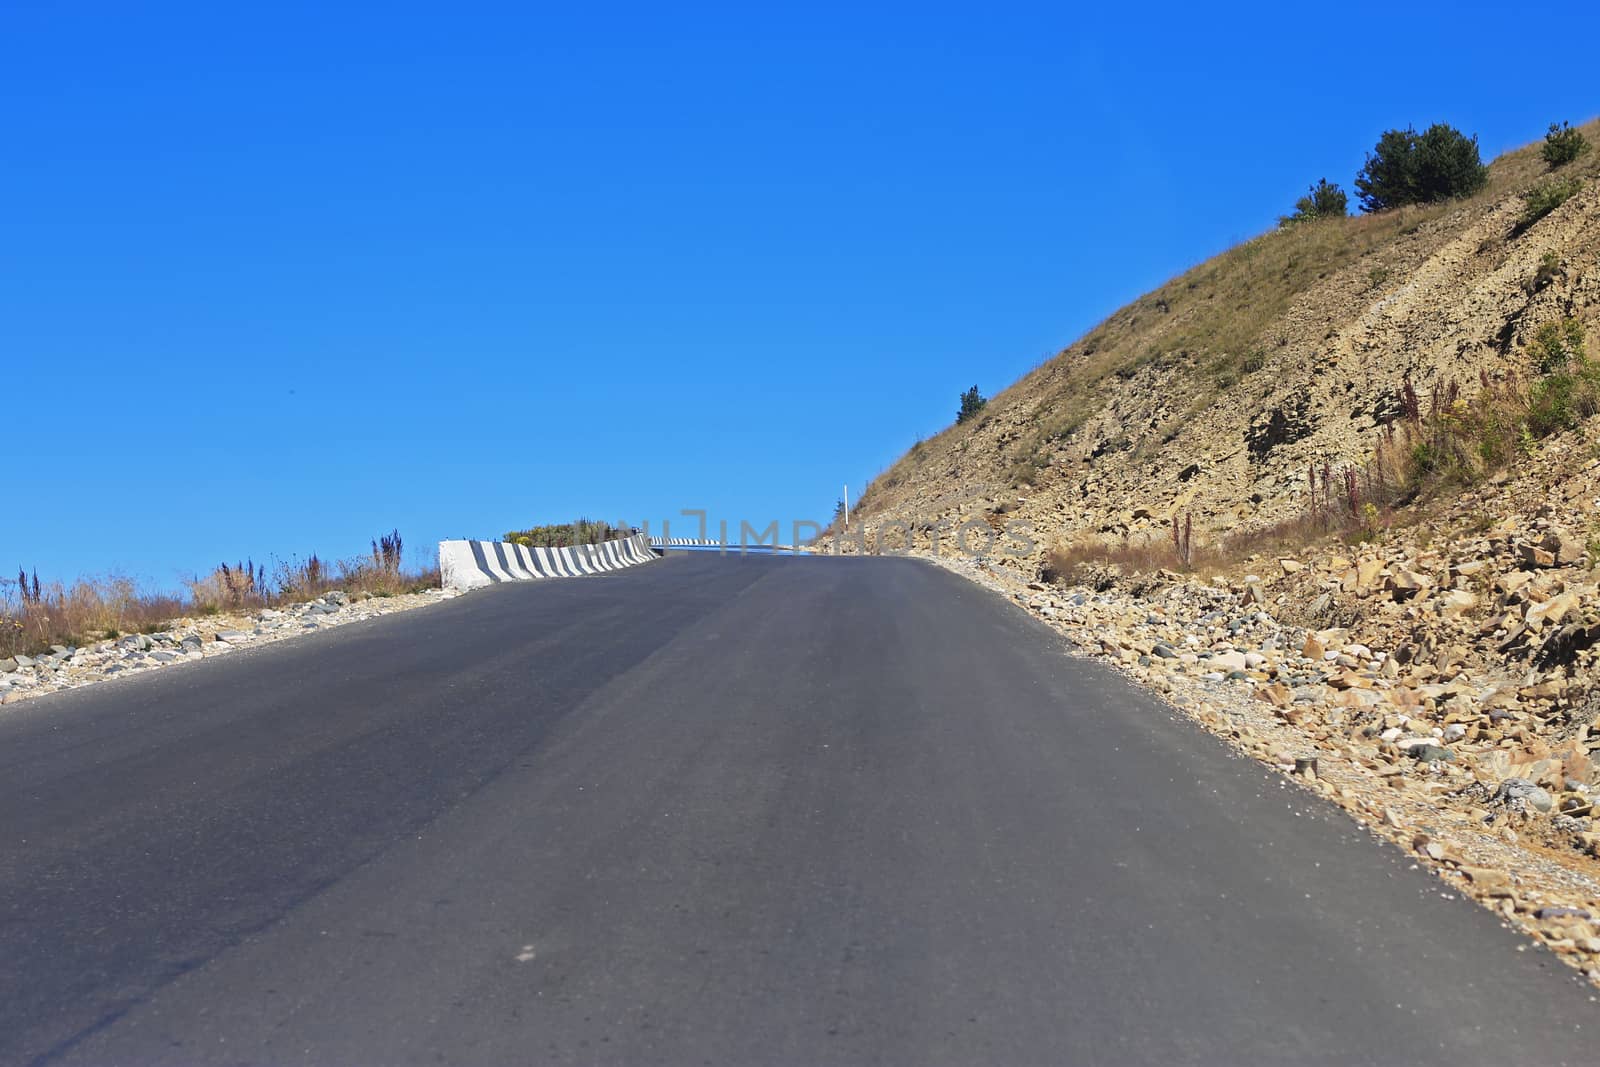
[439,532,657,592]
[649,537,799,550]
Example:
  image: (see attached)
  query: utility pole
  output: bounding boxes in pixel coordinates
[843,484,850,531]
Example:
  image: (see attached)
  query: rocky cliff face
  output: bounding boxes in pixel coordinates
[841,121,1600,565]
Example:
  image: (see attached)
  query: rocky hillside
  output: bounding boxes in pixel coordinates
[842,119,1600,559]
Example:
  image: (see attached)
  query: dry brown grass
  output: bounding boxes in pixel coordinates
[3,573,191,657]
[3,534,440,658]
[1041,521,1343,587]
[1042,537,1221,586]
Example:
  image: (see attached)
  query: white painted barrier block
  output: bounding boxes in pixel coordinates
[439,533,657,592]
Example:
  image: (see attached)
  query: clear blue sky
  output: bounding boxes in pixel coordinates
[4,1,1596,588]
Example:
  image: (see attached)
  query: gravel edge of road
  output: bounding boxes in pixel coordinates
[0,587,464,708]
[925,549,1600,993]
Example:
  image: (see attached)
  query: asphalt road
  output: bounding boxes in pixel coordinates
[1,552,1594,1065]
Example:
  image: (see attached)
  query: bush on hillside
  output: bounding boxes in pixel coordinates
[1518,177,1582,230]
[504,518,627,548]
[1284,178,1348,224]
[1527,360,1600,438]
[1531,318,1586,373]
[1543,121,1589,168]
[1355,124,1488,213]
[956,385,987,424]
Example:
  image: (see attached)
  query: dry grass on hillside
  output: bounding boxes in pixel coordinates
[858,117,1600,507]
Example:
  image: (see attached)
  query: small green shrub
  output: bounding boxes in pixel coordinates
[956,385,988,425]
[1543,121,1589,168]
[1284,178,1348,224]
[1368,266,1392,288]
[1531,318,1586,372]
[1410,441,1439,473]
[1519,177,1582,230]
[1525,320,1598,437]
[1527,373,1579,436]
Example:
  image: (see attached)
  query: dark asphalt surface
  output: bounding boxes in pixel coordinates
[1,552,1594,1065]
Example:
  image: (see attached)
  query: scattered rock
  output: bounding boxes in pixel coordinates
[1460,867,1514,895]
[1497,778,1555,814]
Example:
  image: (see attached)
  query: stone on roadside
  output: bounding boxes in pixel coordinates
[1519,542,1558,568]
[1545,532,1585,566]
[1211,650,1249,673]
[1437,590,1478,620]
[1460,867,1513,894]
[1256,682,1292,708]
[1386,569,1428,600]
[1497,777,1555,813]
[1355,559,1386,593]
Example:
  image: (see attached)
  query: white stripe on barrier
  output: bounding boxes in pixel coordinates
[480,541,517,582]
[496,542,525,579]
[439,533,659,591]
[502,543,533,580]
